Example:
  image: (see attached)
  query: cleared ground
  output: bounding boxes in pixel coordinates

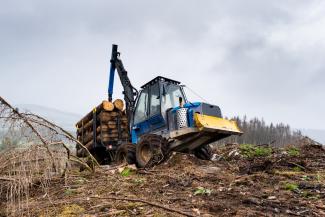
[1,139,325,217]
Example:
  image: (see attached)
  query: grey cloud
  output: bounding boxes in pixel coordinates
[0,0,324,130]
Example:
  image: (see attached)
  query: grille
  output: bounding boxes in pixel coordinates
[176,108,188,129]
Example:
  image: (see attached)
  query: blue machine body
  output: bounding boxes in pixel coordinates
[107,46,224,146]
[129,76,190,143]
[131,100,206,143]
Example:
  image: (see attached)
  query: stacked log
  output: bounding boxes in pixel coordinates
[76,99,129,157]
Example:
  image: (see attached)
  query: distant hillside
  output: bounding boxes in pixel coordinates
[301,129,325,145]
[18,104,82,132]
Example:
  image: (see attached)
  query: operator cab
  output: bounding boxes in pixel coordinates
[132,76,187,141]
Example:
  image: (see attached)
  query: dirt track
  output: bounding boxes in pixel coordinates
[2,139,325,217]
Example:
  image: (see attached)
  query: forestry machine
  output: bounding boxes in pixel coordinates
[104,44,242,167]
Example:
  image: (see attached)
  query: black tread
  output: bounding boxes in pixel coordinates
[136,134,168,168]
[115,143,136,165]
[193,145,213,160]
[90,147,111,165]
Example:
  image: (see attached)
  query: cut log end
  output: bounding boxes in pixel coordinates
[113,99,124,111]
[102,100,115,111]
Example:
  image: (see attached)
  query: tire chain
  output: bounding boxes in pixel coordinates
[143,135,169,170]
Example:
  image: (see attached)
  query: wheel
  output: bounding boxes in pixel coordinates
[91,147,111,165]
[193,145,213,160]
[80,147,109,171]
[115,143,136,165]
[136,134,168,168]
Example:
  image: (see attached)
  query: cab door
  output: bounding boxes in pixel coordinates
[148,83,165,131]
[132,88,150,140]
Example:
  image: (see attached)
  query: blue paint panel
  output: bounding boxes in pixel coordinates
[131,129,138,144]
[187,109,195,127]
[148,114,166,131]
[132,120,151,142]
[132,102,202,142]
[171,102,201,113]
[132,115,166,143]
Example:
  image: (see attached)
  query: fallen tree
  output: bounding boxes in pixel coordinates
[0,96,98,216]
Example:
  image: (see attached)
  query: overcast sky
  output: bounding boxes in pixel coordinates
[0,0,324,130]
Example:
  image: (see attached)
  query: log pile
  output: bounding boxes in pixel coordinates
[76,99,129,157]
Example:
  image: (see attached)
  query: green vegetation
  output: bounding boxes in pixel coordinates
[58,204,85,217]
[194,187,212,196]
[317,173,321,182]
[75,177,87,185]
[120,166,136,177]
[64,189,77,196]
[133,178,145,185]
[120,167,132,177]
[292,166,302,172]
[287,147,300,156]
[301,175,310,181]
[284,183,299,191]
[239,144,272,158]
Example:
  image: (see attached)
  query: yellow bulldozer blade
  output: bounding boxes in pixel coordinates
[194,113,243,135]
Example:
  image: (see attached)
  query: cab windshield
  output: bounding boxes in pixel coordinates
[161,84,185,111]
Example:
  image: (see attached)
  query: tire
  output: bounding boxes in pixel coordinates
[115,143,136,165]
[136,134,168,168]
[193,145,213,160]
[91,147,111,165]
[80,147,109,171]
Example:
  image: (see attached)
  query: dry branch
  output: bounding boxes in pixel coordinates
[23,112,99,167]
[0,95,99,215]
[91,196,196,217]
[0,96,56,168]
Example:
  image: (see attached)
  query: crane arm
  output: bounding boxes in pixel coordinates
[108,44,138,125]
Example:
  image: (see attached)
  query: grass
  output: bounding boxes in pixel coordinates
[301,175,310,181]
[120,167,132,177]
[287,147,300,157]
[284,183,299,191]
[194,187,212,196]
[74,177,87,185]
[292,166,302,172]
[58,204,85,217]
[64,189,78,196]
[239,144,272,158]
[133,178,145,185]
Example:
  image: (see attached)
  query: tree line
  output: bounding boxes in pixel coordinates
[218,116,303,147]
[0,115,303,149]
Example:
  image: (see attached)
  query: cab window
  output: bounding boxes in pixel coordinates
[134,89,148,124]
[149,83,160,116]
[162,84,185,111]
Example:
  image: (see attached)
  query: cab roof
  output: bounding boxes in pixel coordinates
[141,76,180,89]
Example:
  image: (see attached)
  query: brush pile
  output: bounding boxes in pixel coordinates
[75,99,129,158]
[0,96,97,216]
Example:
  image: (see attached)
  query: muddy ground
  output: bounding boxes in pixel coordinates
[1,138,325,217]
